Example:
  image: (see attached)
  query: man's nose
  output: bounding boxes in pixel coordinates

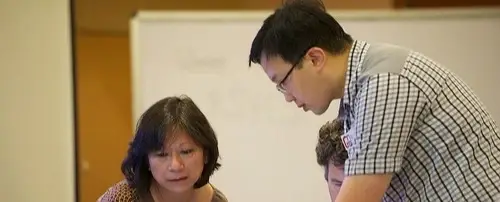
[284,93,294,103]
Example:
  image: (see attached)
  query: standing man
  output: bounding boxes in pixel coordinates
[248,0,500,201]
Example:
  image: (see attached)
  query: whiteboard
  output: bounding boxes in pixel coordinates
[130,8,500,202]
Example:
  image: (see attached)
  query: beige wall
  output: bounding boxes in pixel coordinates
[0,0,75,201]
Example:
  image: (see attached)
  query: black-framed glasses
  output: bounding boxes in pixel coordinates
[276,52,307,93]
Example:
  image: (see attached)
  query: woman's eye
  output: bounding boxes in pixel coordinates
[156,152,169,157]
[180,149,194,155]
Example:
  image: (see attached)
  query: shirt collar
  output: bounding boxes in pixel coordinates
[342,40,369,107]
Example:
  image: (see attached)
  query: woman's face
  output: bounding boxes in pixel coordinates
[148,131,205,193]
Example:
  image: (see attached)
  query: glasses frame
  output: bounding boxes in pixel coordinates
[276,49,310,93]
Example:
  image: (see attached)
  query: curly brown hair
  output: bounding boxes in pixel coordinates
[315,118,347,168]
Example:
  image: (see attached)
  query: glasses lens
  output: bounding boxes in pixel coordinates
[277,84,286,93]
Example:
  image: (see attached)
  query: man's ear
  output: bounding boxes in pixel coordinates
[306,47,327,72]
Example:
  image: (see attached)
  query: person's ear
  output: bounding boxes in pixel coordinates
[306,47,327,72]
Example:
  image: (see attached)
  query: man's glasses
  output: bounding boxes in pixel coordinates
[276,54,306,94]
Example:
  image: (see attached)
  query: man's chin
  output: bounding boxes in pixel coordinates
[312,110,324,115]
[311,106,330,115]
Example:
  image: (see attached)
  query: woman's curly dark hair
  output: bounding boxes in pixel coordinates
[315,118,347,168]
[121,95,221,199]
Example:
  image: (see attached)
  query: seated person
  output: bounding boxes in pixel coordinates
[98,95,228,202]
[315,118,347,202]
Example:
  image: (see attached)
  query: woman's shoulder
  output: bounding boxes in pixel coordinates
[97,180,139,202]
[211,184,229,202]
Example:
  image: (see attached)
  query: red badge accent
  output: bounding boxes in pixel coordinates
[341,134,352,150]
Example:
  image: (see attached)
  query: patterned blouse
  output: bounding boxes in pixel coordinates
[98,180,228,202]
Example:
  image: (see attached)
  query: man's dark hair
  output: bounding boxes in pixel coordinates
[121,95,221,199]
[316,118,347,179]
[249,0,353,67]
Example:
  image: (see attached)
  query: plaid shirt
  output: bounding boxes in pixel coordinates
[340,40,500,201]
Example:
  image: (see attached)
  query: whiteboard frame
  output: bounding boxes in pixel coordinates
[129,7,500,131]
[133,7,500,23]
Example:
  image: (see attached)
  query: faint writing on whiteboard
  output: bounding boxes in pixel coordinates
[178,54,227,75]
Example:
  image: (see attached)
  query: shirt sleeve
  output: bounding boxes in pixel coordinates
[345,73,428,176]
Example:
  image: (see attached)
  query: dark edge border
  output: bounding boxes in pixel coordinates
[131,10,139,19]
[69,0,80,201]
[394,0,408,9]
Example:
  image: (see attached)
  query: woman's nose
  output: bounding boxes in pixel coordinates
[168,154,185,171]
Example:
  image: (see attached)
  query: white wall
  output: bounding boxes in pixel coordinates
[0,0,75,201]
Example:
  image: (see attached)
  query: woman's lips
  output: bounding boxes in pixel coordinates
[168,176,188,182]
